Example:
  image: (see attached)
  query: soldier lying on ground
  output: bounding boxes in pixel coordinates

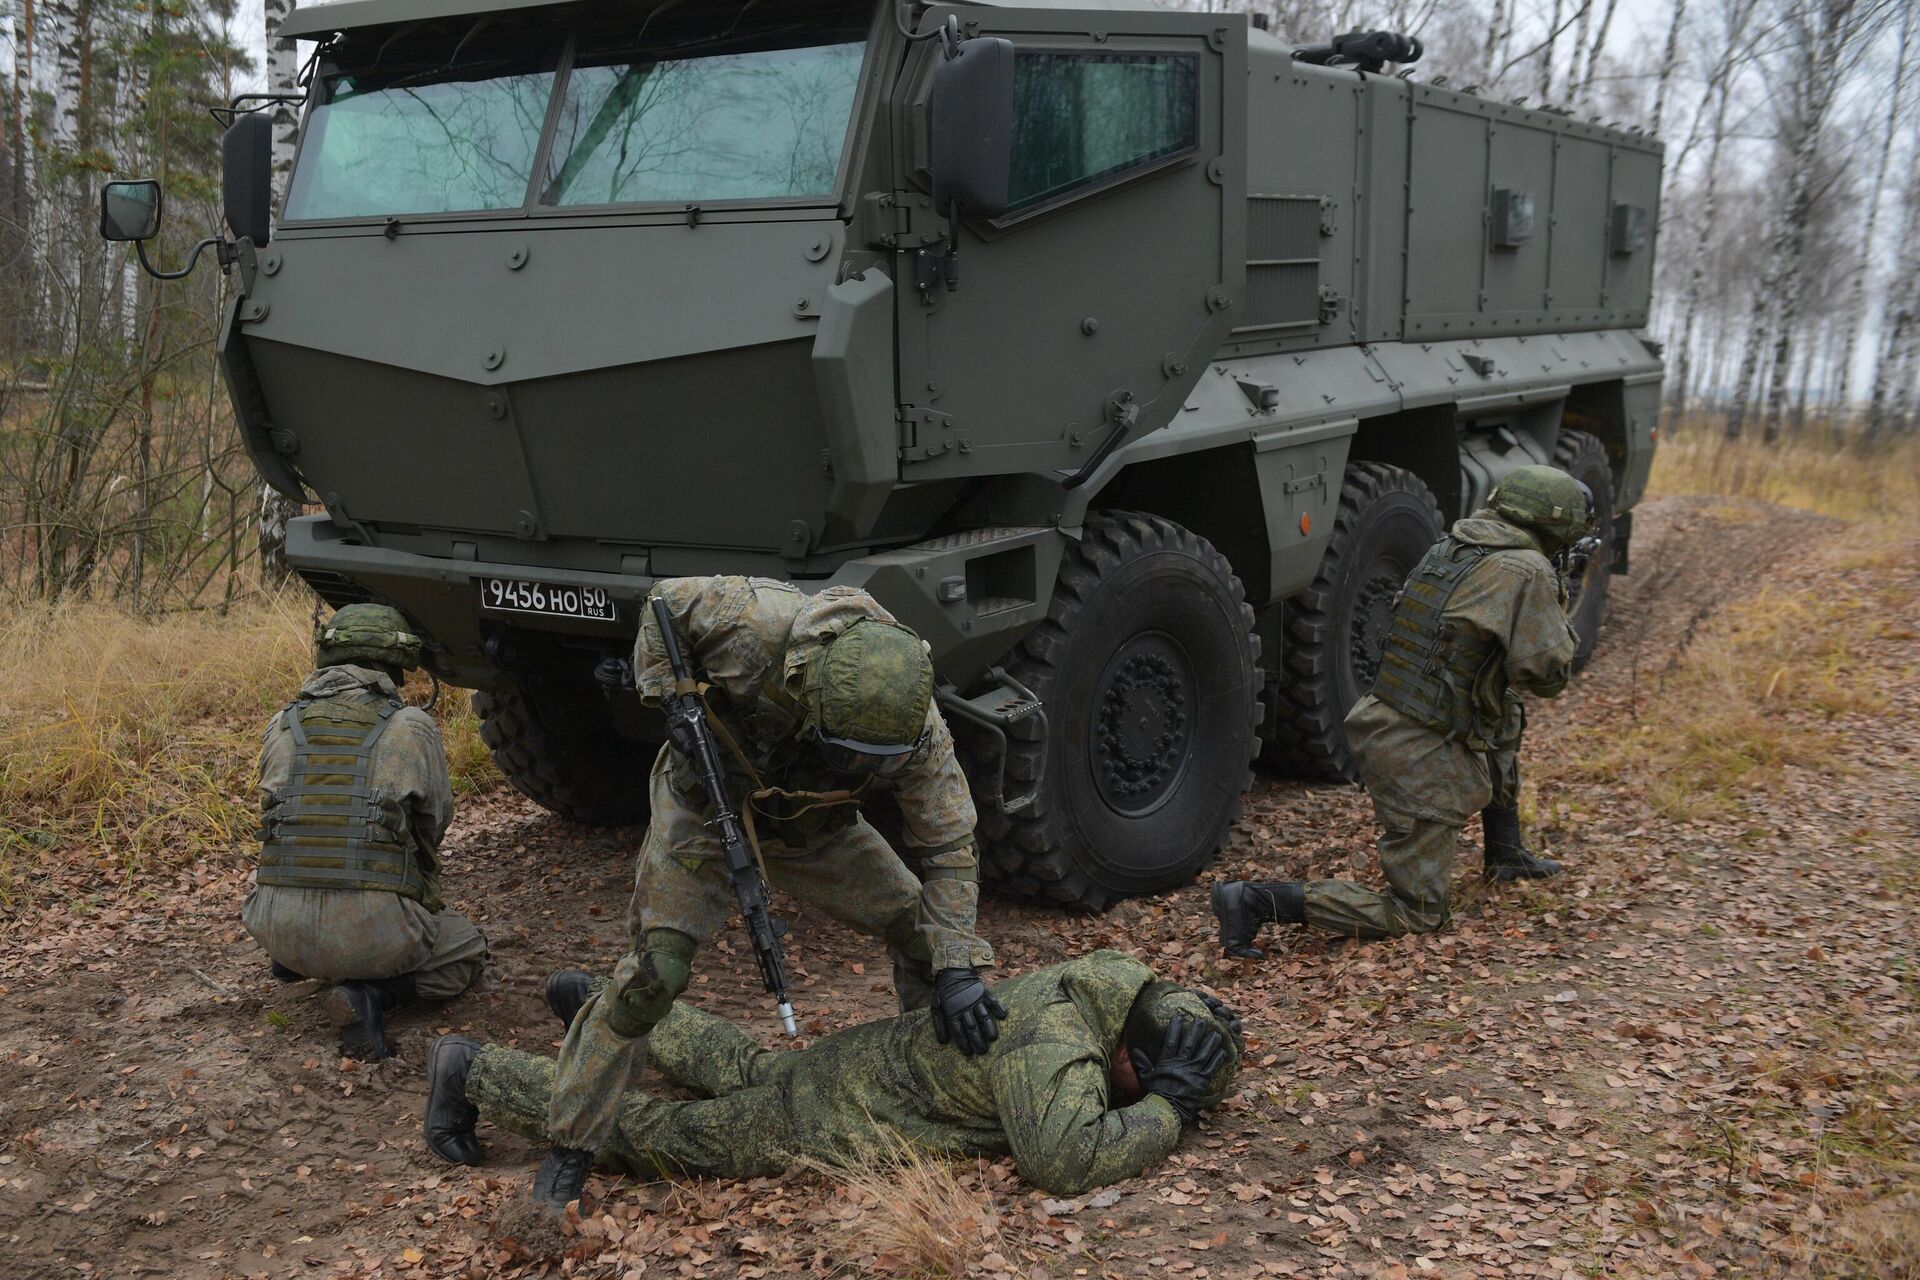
[1212,465,1591,953]
[242,603,488,1059]
[425,950,1240,1199]
[537,575,1002,1210]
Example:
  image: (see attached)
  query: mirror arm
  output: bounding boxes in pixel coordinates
[134,236,236,281]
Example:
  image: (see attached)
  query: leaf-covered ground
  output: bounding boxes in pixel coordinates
[2,495,1915,1279]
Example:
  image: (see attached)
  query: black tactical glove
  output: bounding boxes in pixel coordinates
[930,967,1008,1056]
[1196,992,1243,1040]
[1129,1013,1230,1125]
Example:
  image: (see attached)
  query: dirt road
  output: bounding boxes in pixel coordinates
[3,495,1915,1279]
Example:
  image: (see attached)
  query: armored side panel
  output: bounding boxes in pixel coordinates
[1398,84,1659,339]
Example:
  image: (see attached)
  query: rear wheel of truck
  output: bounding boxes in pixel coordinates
[1264,462,1445,782]
[1553,427,1615,671]
[473,683,655,826]
[970,512,1261,909]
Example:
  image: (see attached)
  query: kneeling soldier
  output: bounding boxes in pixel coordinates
[427,950,1240,1198]
[242,603,488,1058]
[1213,464,1590,954]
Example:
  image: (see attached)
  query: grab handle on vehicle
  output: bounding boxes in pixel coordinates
[935,667,1045,815]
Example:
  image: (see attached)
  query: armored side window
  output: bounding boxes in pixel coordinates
[1005,51,1199,216]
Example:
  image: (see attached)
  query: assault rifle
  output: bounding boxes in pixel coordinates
[1554,533,1602,581]
[649,595,798,1036]
[1554,533,1604,612]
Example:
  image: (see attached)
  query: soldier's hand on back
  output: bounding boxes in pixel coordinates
[930,967,1008,1056]
[1129,1014,1229,1125]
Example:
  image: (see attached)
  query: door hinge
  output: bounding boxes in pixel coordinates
[864,192,948,251]
[899,405,966,461]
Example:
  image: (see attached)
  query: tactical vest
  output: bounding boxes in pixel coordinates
[1370,538,1504,746]
[256,691,425,900]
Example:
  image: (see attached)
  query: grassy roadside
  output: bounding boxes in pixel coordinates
[0,593,498,914]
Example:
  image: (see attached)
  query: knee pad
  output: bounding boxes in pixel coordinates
[606,928,696,1039]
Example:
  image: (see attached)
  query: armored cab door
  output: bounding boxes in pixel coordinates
[891,7,1246,480]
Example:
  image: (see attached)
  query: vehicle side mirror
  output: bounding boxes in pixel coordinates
[223,112,274,247]
[929,36,1015,219]
[100,180,164,242]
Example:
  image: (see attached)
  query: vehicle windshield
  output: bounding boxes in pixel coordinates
[283,1,871,221]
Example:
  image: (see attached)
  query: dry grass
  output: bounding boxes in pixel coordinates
[1567,576,1893,821]
[1646,422,1920,522]
[807,1130,1010,1279]
[1563,423,1920,822]
[0,594,497,913]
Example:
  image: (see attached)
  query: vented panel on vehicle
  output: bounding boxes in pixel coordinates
[1237,195,1322,333]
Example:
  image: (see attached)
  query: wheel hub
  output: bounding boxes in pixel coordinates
[1092,635,1194,816]
[1350,561,1405,690]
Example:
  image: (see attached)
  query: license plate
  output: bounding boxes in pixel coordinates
[479,578,617,621]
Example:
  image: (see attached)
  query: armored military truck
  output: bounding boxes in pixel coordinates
[106,0,1662,907]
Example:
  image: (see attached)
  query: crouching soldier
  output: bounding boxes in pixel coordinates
[1213,464,1590,954]
[535,576,1001,1211]
[242,603,488,1058]
[426,950,1239,1198]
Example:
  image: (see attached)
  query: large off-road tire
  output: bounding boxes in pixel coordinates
[1264,462,1445,781]
[1553,427,1615,671]
[969,512,1261,909]
[472,683,656,826]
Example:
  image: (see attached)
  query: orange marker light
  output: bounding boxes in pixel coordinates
[1300,513,1312,535]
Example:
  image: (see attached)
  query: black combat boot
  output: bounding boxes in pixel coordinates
[424,1035,484,1165]
[544,969,594,1029]
[1482,805,1563,881]
[1210,881,1306,959]
[321,973,418,1061]
[532,1144,595,1214]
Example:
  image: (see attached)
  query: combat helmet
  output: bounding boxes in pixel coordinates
[800,618,935,778]
[1486,464,1595,552]
[1125,980,1244,1106]
[315,603,424,674]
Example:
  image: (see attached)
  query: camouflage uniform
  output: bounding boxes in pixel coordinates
[241,664,488,999]
[1305,513,1578,937]
[547,577,991,1153]
[475,951,1233,1196]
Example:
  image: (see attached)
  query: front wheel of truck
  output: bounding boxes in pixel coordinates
[473,684,656,827]
[969,512,1261,909]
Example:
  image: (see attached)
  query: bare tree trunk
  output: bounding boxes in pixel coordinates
[1482,0,1508,86]
[1670,50,1741,420]
[1759,0,1880,444]
[1538,0,1565,100]
[1865,152,1920,438]
[1650,0,1688,135]
[1575,0,1621,109]
[1834,0,1912,419]
[1566,0,1596,108]
[258,0,303,586]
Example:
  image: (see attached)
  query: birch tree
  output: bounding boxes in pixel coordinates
[1832,0,1911,409]
[1753,0,1891,441]
[259,0,301,584]
[1650,0,1689,135]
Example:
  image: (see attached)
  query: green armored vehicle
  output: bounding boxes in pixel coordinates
[104,0,1661,906]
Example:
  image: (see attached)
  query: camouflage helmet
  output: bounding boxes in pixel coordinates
[1125,980,1243,1106]
[314,603,423,673]
[800,618,935,775]
[1487,464,1595,551]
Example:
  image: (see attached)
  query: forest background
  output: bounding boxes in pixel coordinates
[0,0,1915,607]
